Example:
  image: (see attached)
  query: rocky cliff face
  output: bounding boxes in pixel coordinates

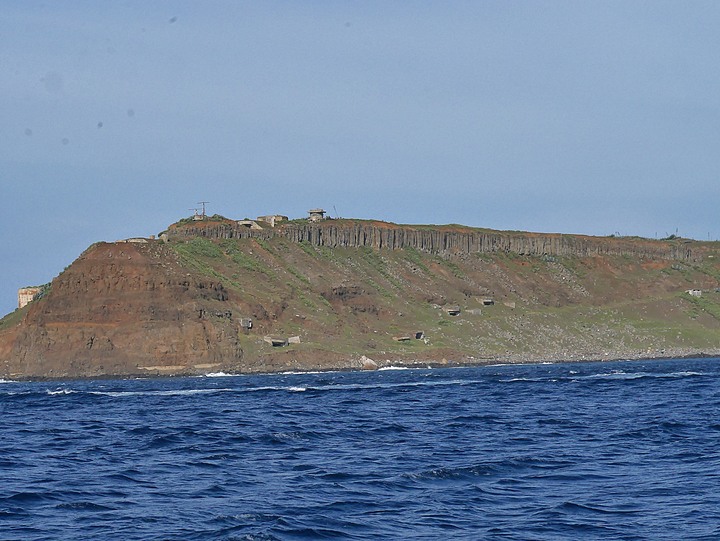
[168,219,698,261]
[0,241,243,379]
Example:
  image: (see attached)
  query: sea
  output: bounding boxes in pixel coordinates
[1,358,719,540]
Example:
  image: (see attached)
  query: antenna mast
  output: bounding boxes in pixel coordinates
[197,201,210,217]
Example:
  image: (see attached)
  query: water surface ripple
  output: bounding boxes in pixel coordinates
[1,358,719,540]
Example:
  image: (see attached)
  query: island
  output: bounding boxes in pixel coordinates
[2,210,720,380]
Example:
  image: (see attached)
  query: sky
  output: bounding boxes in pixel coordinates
[2,1,720,316]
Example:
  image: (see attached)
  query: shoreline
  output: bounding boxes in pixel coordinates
[5,349,719,383]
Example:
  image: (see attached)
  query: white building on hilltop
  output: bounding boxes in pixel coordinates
[18,287,42,309]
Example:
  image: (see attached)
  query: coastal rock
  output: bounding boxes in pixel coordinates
[359,355,378,371]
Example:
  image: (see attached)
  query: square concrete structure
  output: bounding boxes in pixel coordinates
[257,215,288,228]
[18,287,41,309]
[237,219,263,230]
[308,208,326,222]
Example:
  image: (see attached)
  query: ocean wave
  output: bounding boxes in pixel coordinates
[0,358,716,541]
[46,388,77,395]
[2,491,60,504]
[406,456,562,482]
[237,379,482,395]
[6,367,710,402]
[279,370,328,375]
[55,501,116,512]
[551,500,641,516]
[88,388,234,397]
[666,370,705,378]
[502,377,553,383]
[501,369,710,385]
[576,370,707,382]
[579,371,647,380]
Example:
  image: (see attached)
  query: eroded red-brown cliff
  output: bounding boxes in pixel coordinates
[0,241,243,379]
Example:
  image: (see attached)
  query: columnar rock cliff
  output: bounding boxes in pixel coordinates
[167,219,698,261]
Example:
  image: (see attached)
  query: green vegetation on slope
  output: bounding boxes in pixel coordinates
[161,234,720,365]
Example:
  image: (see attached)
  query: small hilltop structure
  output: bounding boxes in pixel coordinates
[185,203,328,226]
[189,201,211,221]
[18,287,42,309]
[308,208,327,222]
[257,215,288,228]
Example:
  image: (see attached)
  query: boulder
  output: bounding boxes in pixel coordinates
[359,355,378,370]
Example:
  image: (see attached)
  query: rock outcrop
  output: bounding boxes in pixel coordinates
[167,219,699,261]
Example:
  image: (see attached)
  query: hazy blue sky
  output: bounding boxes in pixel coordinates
[2,1,720,316]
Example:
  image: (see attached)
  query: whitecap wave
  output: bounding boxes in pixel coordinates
[597,372,646,380]
[88,388,234,397]
[667,371,705,378]
[572,369,707,382]
[46,389,76,395]
[243,378,487,394]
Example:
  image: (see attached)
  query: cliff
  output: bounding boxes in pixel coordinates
[167,218,698,261]
[0,241,243,378]
[2,219,720,379]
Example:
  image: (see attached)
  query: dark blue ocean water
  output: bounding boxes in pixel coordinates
[1,358,720,540]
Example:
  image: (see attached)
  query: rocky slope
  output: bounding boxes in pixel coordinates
[0,241,243,379]
[2,218,720,379]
